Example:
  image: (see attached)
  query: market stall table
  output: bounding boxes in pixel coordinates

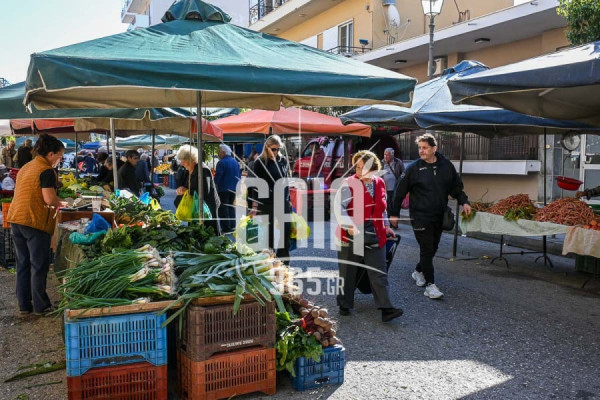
[460,211,570,268]
[562,226,600,259]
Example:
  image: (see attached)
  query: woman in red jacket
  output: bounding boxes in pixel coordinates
[336,150,403,322]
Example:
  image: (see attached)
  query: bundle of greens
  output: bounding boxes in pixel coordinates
[109,195,178,226]
[57,245,176,315]
[160,250,294,325]
[276,311,324,376]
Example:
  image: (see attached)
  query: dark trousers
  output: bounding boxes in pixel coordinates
[337,244,393,309]
[412,221,443,285]
[261,209,290,261]
[11,224,52,313]
[218,191,236,232]
[386,190,395,215]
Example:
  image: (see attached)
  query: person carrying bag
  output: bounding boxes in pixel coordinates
[335,150,403,323]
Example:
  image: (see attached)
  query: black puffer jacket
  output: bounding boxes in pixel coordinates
[391,152,469,224]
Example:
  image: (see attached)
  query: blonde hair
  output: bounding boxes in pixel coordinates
[352,150,381,172]
[260,135,284,163]
[176,145,198,163]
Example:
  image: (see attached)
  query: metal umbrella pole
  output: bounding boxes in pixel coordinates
[74,131,79,178]
[452,131,465,257]
[110,118,118,190]
[197,92,204,223]
[151,129,156,184]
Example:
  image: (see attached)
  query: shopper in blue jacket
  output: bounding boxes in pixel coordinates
[215,144,241,232]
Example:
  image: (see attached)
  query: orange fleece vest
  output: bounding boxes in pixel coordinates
[7,156,57,234]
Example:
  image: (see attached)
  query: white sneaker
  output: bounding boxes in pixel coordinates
[424,284,444,299]
[411,271,426,287]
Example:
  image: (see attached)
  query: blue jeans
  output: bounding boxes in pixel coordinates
[11,224,52,313]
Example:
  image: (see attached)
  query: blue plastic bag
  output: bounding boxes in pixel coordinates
[86,213,112,234]
[139,192,151,205]
[70,230,107,245]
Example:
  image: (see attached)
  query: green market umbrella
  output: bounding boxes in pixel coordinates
[24,0,417,219]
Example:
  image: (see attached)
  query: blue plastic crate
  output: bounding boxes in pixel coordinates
[291,345,345,391]
[65,312,167,376]
[168,174,177,189]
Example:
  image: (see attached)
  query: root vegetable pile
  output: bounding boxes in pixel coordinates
[288,296,341,348]
[471,201,493,212]
[535,197,596,226]
[487,194,537,221]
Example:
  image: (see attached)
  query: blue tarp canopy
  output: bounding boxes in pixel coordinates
[82,141,101,150]
[16,136,76,150]
[341,61,597,137]
[448,42,600,125]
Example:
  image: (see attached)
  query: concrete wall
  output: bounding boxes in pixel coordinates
[395,27,569,84]
[277,0,514,51]
[462,174,540,204]
[278,0,372,50]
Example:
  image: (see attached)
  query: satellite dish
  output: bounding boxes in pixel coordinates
[560,131,581,152]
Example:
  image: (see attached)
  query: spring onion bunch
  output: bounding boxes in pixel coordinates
[57,245,177,315]
[160,250,296,326]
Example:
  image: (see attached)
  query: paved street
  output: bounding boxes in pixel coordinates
[1,190,599,399]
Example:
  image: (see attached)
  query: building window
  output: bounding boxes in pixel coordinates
[338,21,353,54]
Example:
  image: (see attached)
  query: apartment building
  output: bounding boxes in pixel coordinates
[248,0,598,203]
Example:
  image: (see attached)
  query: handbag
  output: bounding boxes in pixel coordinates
[361,220,381,247]
[442,206,455,231]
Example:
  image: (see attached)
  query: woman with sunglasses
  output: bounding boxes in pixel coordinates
[250,135,291,260]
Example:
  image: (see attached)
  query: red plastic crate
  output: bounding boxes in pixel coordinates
[177,347,276,400]
[67,362,167,400]
[179,301,276,361]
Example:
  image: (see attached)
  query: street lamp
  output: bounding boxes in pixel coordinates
[421,0,444,79]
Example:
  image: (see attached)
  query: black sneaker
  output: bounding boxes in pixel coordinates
[34,305,57,317]
[18,309,32,316]
[381,307,403,322]
[339,307,350,316]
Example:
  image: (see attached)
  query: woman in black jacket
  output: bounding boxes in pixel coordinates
[250,135,291,260]
[175,145,220,235]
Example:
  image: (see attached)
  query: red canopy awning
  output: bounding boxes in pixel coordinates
[212,107,371,138]
[10,118,75,133]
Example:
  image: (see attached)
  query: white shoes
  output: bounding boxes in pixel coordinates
[424,284,444,299]
[411,271,426,287]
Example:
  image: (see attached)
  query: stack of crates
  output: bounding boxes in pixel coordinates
[177,300,277,399]
[169,174,177,189]
[65,311,168,400]
[1,227,16,268]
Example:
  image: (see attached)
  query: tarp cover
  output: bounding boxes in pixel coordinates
[213,107,371,137]
[24,0,416,111]
[460,211,569,237]
[448,42,600,125]
[341,61,597,137]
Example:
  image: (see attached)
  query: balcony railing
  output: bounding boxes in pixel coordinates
[326,46,372,57]
[249,0,291,25]
[397,132,538,161]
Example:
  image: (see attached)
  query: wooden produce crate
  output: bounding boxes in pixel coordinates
[58,210,115,226]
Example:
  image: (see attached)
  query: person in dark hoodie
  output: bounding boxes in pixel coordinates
[389,133,471,300]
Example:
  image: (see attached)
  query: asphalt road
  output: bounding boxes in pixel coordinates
[160,186,600,400]
[243,220,600,400]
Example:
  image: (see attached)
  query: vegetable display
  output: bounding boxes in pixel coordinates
[160,250,294,326]
[56,245,176,315]
[275,311,324,376]
[535,197,596,226]
[487,194,537,221]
